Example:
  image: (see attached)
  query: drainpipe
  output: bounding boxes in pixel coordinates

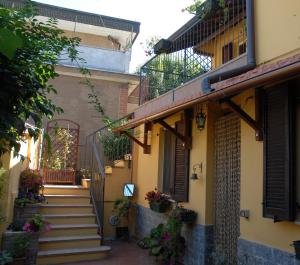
[202,0,255,93]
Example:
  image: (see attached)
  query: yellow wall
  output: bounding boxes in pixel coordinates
[103,163,132,239]
[238,89,300,253]
[254,0,300,65]
[133,109,216,225]
[133,88,300,253]
[63,30,120,50]
[0,134,42,243]
[198,20,247,69]
[198,0,300,68]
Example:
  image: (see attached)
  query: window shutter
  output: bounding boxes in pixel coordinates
[263,85,294,221]
[172,120,190,202]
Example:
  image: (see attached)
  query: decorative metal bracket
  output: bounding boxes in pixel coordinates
[221,90,263,141]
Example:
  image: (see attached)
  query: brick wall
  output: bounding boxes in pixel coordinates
[119,84,128,117]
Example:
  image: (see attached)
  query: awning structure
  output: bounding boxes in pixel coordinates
[114,53,300,133]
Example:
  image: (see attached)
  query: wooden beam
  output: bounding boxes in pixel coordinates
[155,108,193,149]
[156,119,186,143]
[143,123,152,154]
[121,131,150,153]
[222,97,263,141]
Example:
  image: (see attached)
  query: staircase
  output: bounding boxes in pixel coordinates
[37,185,111,265]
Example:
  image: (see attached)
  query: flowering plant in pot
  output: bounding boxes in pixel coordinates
[145,189,171,213]
[140,214,185,265]
[14,170,45,223]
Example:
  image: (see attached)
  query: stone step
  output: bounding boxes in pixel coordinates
[42,213,96,224]
[43,185,89,196]
[45,224,98,237]
[39,204,93,214]
[44,194,91,205]
[37,246,111,265]
[39,235,101,251]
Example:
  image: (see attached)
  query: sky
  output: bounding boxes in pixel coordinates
[35,0,194,72]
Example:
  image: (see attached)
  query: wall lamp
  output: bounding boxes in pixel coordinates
[191,163,203,181]
[196,106,206,130]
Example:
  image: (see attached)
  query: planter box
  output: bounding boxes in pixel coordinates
[81,178,91,188]
[2,231,39,265]
[11,257,26,265]
[13,204,40,223]
[149,201,170,213]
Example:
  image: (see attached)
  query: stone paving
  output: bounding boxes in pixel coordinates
[62,240,156,265]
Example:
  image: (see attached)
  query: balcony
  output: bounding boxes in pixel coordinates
[59,45,131,73]
[139,0,247,105]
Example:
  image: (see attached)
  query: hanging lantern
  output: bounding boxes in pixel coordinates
[196,106,206,130]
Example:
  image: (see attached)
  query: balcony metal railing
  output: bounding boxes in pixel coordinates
[139,0,247,104]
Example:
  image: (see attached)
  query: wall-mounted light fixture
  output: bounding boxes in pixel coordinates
[196,106,206,130]
[191,163,203,181]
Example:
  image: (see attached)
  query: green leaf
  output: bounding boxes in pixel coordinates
[150,246,162,255]
[0,28,23,59]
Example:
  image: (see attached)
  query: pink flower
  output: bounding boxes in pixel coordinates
[162,232,171,242]
[23,222,32,233]
[43,223,52,233]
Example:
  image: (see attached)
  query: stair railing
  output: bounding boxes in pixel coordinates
[84,117,133,243]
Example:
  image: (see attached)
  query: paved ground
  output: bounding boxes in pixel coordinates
[62,240,157,265]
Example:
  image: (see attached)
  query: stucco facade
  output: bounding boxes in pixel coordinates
[118,0,300,264]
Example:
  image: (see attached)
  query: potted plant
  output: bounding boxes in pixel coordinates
[292,240,300,260]
[23,214,51,265]
[145,189,171,213]
[172,206,197,225]
[79,168,91,188]
[0,251,13,265]
[111,197,136,240]
[14,170,45,223]
[141,214,185,265]
[3,215,51,265]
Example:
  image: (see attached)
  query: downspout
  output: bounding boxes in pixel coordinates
[202,0,255,93]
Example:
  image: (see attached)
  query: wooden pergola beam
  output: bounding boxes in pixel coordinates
[156,119,186,143]
[121,131,151,154]
[222,92,263,141]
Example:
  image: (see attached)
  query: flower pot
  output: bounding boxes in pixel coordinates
[116,227,129,240]
[149,201,170,213]
[13,204,40,223]
[293,240,300,260]
[179,210,197,224]
[81,178,91,188]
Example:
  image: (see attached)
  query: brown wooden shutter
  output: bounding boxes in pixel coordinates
[171,119,190,202]
[263,84,294,221]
